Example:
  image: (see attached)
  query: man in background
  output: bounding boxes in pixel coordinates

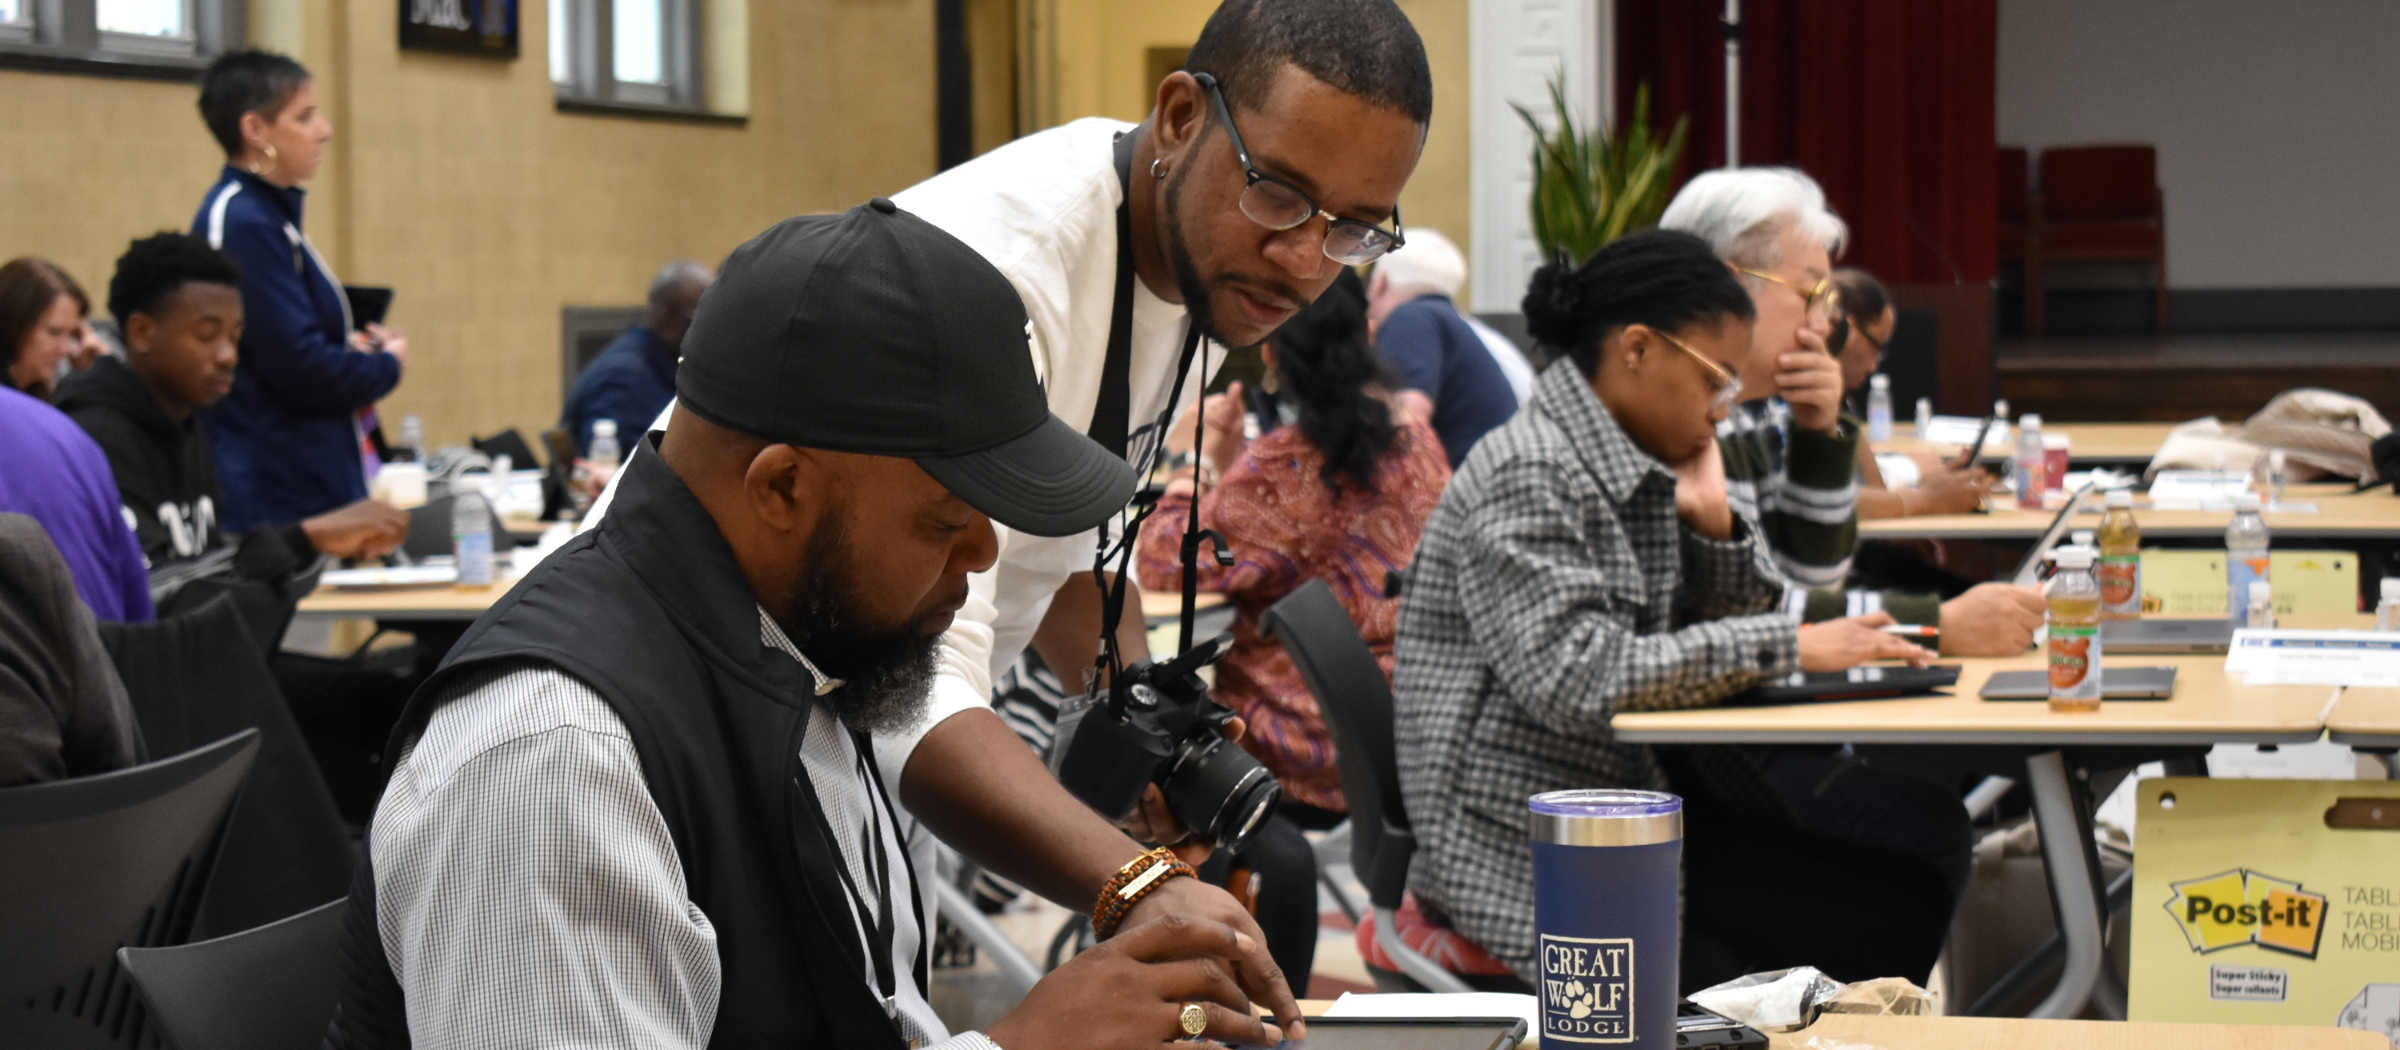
[562,260,713,456]
[1366,228,1526,466]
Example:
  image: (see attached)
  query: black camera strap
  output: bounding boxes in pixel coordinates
[1090,128,1210,696]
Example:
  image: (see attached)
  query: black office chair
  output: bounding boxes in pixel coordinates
[0,731,260,1049]
[1261,579,1471,993]
[98,595,353,938]
[401,494,509,562]
[118,898,347,1050]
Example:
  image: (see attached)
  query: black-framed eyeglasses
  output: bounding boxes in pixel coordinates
[1190,71,1406,266]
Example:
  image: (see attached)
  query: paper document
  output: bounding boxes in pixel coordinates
[2225,629,2400,686]
[1920,415,2009,450]
[321,565,459,588]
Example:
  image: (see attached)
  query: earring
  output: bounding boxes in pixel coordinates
[1151,158,1169,180]
[250,143,278,177]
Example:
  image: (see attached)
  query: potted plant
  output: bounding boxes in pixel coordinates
[1514,78,1689,266]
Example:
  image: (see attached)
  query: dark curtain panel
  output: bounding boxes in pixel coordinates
[1615,0,1998,286]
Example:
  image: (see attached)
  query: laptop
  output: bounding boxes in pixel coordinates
[1727,665,1962,706]
[2102,618,2237,654]
[1980,665,2179,700]
[2009,481,2108,587]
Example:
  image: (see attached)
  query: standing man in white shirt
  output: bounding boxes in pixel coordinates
[582,0,1432,1004]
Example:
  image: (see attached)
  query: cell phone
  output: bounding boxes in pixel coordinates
[1951,414,1999,471]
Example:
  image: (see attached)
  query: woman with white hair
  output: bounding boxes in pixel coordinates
[1366,229,1529,466]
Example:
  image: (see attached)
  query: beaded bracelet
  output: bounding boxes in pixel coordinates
[1091,846,1197,940]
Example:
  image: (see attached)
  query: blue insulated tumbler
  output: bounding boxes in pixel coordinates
[1530,790,1682,1048]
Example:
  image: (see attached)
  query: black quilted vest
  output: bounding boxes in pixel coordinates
[322,437,914,1049]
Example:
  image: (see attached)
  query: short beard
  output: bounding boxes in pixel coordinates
[1163,158,1271,354]
[779,514,941,736]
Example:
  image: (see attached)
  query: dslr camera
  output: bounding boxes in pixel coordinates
[1048,632,1282,852]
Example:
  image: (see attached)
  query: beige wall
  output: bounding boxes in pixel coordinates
[1,0,936,449]
[1025,0,1471,305]
[2,0,1471,449]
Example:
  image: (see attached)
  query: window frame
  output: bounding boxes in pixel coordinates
[0,0,238,80]
[552,0,706,115]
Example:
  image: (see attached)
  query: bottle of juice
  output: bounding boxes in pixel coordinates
[2097,490,2142,620]
[2048,547,2103,713]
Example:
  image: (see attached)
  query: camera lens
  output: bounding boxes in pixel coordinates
[1163,732,1282,852]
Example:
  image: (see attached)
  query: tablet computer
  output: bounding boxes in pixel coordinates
[1726,665,1961,706]
[1273,1016,1529,1050]
[344,285,394,329]
[1980,665,2178,700]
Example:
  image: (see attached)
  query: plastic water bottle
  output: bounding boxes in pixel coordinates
[2225,493,2269,625]
[2253,448,2287,506]
[2376,578,2400,631]
[1914,397,1933,440]
[2047,546,2103,713]
[453,486,495,588]
[2245,580,2277,630]
[2097,490,2142,620]
[588,418,622,474]
[1865,374,1894,442]
[396,414,425,463]
[2014,413,2046,509]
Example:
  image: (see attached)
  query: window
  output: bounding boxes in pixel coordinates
[552,0,699,111]
[0,0,237,74]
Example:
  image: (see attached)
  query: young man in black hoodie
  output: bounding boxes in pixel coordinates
[55,232,406,568]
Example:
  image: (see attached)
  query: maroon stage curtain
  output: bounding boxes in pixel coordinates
[1614,0,1997,286]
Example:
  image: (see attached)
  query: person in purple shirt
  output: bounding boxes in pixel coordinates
[0,385,154,622]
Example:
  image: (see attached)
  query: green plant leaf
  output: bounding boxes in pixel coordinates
[1520,74,1690,266]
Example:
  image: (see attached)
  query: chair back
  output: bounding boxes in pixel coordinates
[98,595,353,937]
[117,898,348,1050]
[0,731,260,1049]
[402,494,507,561]
[1995,146,2031,223]
[2040,145,2159,221]
[1261,580,1413,910]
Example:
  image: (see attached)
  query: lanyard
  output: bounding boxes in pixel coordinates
[811,727,929,1044]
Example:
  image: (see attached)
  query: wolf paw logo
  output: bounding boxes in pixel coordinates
[1561,980,1600,1019]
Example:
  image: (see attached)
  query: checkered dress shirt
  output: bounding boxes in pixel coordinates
[370,608,993,1050]
[1393,362,1801,978]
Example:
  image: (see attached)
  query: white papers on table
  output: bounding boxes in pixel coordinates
[321,565,459,588]
[1321,991,1540,1033]
[1919,415,2010,450]
[2147,470,2254,510]
[2225,629,2400,686]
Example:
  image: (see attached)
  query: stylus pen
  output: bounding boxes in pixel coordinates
[1879,624,1940,638]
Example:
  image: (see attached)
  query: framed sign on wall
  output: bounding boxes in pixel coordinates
[401,0,518,59]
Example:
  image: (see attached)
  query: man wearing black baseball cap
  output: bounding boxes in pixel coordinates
[324,201,1295,1049]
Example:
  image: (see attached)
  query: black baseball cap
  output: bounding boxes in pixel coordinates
[676,199,1137,537]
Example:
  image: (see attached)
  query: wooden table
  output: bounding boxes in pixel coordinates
[1874,422,2181,467]
[1859,485,2400,541]
[1770,1014,2384,1049]
[2327,686,2400,750]
[1613,654,2338,1021]
[293,580,514,624]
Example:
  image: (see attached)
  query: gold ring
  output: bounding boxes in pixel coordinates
[1178,1002,1208,1038]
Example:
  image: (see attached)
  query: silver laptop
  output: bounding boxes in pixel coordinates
[2009,481,2108,587]
[2102,618,2236,654]
[1981,665,2179,700]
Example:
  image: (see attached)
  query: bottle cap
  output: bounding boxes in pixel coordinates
[2269,449,2287,468]
[2383,577,2400,602]
[2020,412,2042,429]
[2106,490,2133,508]
[2233,492,2263,511]
[2071,530,2095,547]
[2045,434,2070,450]
[2250,580,2273,602]
[490,454,511,476]
[594,418,618,436]
[2054,546,2095,568]
[1870,374,1890,388]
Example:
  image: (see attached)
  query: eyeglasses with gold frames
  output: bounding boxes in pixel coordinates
[1737,267,1839,321]
[1652,328,1745,412]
